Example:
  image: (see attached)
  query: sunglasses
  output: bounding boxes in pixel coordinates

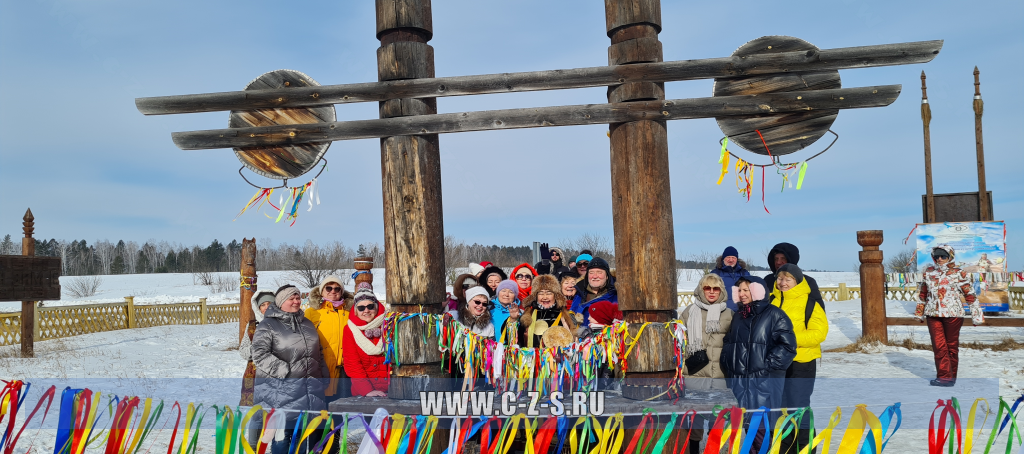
[516,274,533,280]
[702,286,720,291]
[354,304,376,312]
[577,262,589,268]
[469,299,488,306]
[324,285,342,292]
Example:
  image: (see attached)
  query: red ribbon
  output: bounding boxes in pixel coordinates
[5,385,56,454]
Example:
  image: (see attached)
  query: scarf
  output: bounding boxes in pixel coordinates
[518,286,531,301]
[327,299,345,309]
[738,302,754,319]
[348,312,386,356]
[686,298,727,355]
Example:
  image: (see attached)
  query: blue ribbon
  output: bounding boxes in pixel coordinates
[860,402,901,454]
[739,407,771,454]
[53,388,81,454]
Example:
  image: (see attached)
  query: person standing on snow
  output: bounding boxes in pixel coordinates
[916,245,984,387]
[239,290,275,406]
[305,276,354,402]
[342,283,390,397]
[770,264,828,454]
[764,242,826,326]
[711,246,752,311]
[720,276,797,453]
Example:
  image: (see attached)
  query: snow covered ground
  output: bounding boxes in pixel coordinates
[1,273,1022,453]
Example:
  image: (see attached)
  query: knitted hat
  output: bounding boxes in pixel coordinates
[250,291,275,322]
[479,261,494,269]
[465,286,490,303]
[588,300,623,326]
[776,263,804,285]
[275,285,300,307]
[496,279,519,298]
[575,254,593,264]
[587,257,611,275]
[318,275,345,298]
[353,282,378,305]
[722,246,739,258]
[468,263,485,276]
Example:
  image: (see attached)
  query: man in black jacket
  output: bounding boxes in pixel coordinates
[764,243,826,326]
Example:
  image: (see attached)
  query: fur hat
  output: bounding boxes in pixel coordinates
[496,279,519,299]
[353,282,378,305]
[468,263,485,276]
[250,291,275,322]
[523,274,566,308]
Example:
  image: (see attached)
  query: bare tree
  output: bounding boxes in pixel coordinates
[123,241,140,274]
[559,232,615,265]
[65,275,103,298]
[886,249,918,273]
[95,240,115,275]
[286,240,352,289]
[444,236,468,285]
[54,240,71,275]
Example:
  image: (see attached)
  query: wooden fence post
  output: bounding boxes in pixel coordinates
[858,231,887,343]
[604,0,679,400]
[21,209,35,358]
[838,283,848,301]
[240,238,257,342]
[200,298,208,324]
[375,0,449,401]
[125,296,136,329]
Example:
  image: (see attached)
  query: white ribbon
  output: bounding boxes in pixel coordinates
[307,179,316,212]
[357,408,390,454]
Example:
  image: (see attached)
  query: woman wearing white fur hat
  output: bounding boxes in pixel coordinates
[239,290,274,406]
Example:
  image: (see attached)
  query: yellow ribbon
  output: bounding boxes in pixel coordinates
[294,411,332,454]
[834,405,881,454]
[717,152,731,185]
[963,398,989,454]
[385,414,407,454]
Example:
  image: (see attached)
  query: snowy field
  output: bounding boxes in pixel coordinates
[0,272,1022,453]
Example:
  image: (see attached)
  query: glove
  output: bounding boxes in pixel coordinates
[540,243,551,260]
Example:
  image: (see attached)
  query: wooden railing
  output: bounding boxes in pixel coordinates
[679,285,1024,311]
[0,297,240,347]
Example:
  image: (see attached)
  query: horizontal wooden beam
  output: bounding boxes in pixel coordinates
[137,40,940,115]
[886,317,1024,327]
[171,85,901,150]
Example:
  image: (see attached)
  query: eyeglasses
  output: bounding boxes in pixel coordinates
[516,274,533,280]
[702,286,720,292]
[354,304,375,312]
[324,286,342,292]
[577,262,589,268]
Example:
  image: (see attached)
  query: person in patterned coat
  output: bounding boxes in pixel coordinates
[915,244,984,387]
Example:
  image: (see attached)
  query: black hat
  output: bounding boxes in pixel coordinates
[587,257,611,275]
[776,263,804,284]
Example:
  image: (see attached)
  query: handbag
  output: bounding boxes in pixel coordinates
[684,349,710,373]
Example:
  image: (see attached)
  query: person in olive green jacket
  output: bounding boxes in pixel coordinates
[770,263,828,453]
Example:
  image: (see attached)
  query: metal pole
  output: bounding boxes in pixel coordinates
[532,241,541,266]
[921,72,936,223]
[973,67,989,221]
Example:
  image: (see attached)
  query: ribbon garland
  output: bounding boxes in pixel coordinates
[235,177,322,226]
[717,129,827,211]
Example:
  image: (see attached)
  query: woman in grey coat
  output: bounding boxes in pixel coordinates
[252,285,329,454]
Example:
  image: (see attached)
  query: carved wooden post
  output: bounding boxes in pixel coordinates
[973,67,989,221]
[921,72,936,223]
[240,238,257,342]
[858,230,887,342]
[604,0,679,400]
[353,257,374,290]
[838,283,849,301]
[21,209,35,358]
[375,0,448,399]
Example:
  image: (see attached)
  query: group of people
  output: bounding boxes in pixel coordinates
[234,239,981,454]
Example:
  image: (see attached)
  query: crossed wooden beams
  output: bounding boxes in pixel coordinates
[136,40,942,149]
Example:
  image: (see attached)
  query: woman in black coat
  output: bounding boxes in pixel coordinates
[720,276,797,449]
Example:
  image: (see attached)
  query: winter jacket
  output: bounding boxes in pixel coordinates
[571,277,618,327]
[520,304,578,348]
[763,242,826,328]
[770,279,828,363]
[490,296,520,340]
[534,247,567,276]
[305,302,351,397]
[479,267,509,298]
[679,303,733,390]
[511,264,539,300]
[720,276,797,410]
[252,304,328,418]
[916,252,983,324]
[711,256,752,311]
[342,304,390,396]
[448,309,496,338]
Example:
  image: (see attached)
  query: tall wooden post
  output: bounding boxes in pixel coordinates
[921,72,935,223]
[858,230,887,343]
[604,0,679,400]
[21,209,35,358]
[240,238,257,342]
[375,0,448,399]
[972,67,989,221]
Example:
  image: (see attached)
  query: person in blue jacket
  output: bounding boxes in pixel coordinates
[571,257,618,328]
[710,246,752,311]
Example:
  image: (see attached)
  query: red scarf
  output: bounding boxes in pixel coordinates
[512,263,539,301]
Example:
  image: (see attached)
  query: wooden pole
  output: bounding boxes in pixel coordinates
[921,72,936,223]
[858,230,887,343]
[375,0,447,399]
[240,238,257,342]
[972,67,989,221]
[20,209,35,358]
[125,296,136,329]
[604,0,678,401]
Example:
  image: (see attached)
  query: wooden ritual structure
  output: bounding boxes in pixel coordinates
[0,209,62,358]
[137,0,943,400]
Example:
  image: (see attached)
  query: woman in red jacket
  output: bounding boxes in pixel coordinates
[342,283,389,397]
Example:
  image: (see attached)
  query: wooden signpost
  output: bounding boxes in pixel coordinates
[136,0,941,400]
[0,209,61,358]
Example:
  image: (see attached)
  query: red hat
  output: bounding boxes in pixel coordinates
[588,300,623,326]
[479,261,494,268]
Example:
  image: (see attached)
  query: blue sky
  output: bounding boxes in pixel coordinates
[1,0,1021,271]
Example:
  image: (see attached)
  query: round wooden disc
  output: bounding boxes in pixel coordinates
[713,36,840,156]
[230,69,336,180]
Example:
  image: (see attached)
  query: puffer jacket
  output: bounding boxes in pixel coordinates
[916,247,983,324]
[305,302,350,397]
[252,304,328,417]
[490,296,520,341]
[571,277,618,327]
[720,277,797,410]
[770,279,828,363]
[679,302,733,390]
[763,242,826,327]
[711,256,752,311]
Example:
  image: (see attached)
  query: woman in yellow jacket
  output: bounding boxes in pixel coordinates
[770,263,828,454]
[305,275,353,402]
